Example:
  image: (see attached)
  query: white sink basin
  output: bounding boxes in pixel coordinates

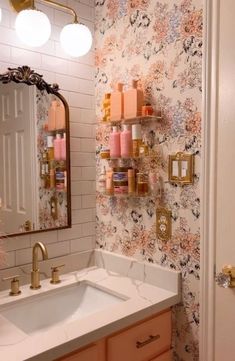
[0,281,125,335]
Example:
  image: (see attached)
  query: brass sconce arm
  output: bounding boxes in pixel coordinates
[10,0,79,23]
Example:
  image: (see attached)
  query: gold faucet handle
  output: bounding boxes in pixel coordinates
[2,275,21,296]
[50,264,65,284]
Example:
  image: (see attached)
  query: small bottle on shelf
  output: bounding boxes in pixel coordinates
[128,169,136,195]
[97,166,106,193]
[49,168,55,189]
[54,133,62,161]
[110,83,124,122]
[61,133,66,160]
[132,124,142,157]
[106,169,114,195]
[136,173,148,196]
[47,135,54,161]
[102,93,111,122]
[123,80,144,119]
[120,124,132,158]
[139,135,149,157]
[109,126,121,158]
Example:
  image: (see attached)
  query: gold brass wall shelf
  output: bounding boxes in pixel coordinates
[168,152,194,185]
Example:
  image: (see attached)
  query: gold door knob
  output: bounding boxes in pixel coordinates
[2,275,21,296]
[216,265,235,288]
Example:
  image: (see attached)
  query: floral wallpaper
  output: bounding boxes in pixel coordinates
[95,0,202,360]
[36,89,68,230]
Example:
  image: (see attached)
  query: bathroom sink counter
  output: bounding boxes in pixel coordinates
[0,250,181,361]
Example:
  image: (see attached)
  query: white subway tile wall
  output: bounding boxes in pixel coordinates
[0,0,96,270]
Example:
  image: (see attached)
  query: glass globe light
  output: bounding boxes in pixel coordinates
[15,9,51,47]
[60,23,92,57]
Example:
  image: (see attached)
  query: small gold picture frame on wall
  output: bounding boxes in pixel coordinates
[168,152,194,185]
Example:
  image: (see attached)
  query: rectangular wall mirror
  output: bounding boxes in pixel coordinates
[0,66,71,238]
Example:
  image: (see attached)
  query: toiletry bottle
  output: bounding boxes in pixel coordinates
[54,133,62,161]
[98,166,106,193]
[102,93,111,123]
[110,83,124,121]
[55,166,65,190]
[61,133,66,160]
[47,135,54,161]
[139,135,149,157]
[132,124,142,157]
[123,80,144,119]
[109,126,121,158]
[106,169,114,195]
[128,169,135,195]
[120,124,132,158]
[49,168,55,189]
[55,100,65,130]
[48,100,57,131]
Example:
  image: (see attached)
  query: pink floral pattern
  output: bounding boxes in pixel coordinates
[95,0,202,360]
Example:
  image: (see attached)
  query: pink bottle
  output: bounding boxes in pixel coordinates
[109,126,121,158]
[55,100,66,130]
[54,133,62,160]
[48,100,57,131]
[120,125,132,158]
[110,83,124,121]
[61,133,66,160]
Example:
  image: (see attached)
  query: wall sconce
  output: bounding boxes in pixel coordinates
[9,0,92,57]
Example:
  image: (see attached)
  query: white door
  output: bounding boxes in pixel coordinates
[0,83,36,234]
[213,1,235,360]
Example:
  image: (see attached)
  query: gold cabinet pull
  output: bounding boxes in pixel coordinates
[2,275,21,296]
[136,334,160,349]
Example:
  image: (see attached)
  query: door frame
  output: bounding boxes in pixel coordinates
[200,0,219,360]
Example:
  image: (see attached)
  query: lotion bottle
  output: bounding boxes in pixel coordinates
[61,133,66,160]
[124,80,144,119]
[54,134,61,161]
[48,100,57,131]
[109,126,121,158]
[55,100,65,130]
[120,124,132,158]
[110,83,124,121]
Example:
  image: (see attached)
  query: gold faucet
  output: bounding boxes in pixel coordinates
[30,242,48,290]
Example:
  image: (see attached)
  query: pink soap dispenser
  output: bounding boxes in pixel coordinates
[54,133,62,161]
[61,133,66,160]
[120,124,132,158]
[109,126,121,158]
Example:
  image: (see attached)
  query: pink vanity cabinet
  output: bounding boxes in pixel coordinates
[56,310,172,361]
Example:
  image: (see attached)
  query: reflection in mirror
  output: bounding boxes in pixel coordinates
[0,66,71,238]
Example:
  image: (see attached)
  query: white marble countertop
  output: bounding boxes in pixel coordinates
[0,250,181,361]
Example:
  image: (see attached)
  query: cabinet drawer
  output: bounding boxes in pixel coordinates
[56,341,105,361]
[150,349,172,361]
[107,311,171,361]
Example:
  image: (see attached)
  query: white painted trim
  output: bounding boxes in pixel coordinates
[200,0,219,360]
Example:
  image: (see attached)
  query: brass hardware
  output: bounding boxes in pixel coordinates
[156,208,172,242]
[216,265,235,288]
[168,152,194,185]
[50,264,65,284]
[30,242,48,290]
[10,0,79,23]
[2,275,21,296]
[136,334,160,349]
